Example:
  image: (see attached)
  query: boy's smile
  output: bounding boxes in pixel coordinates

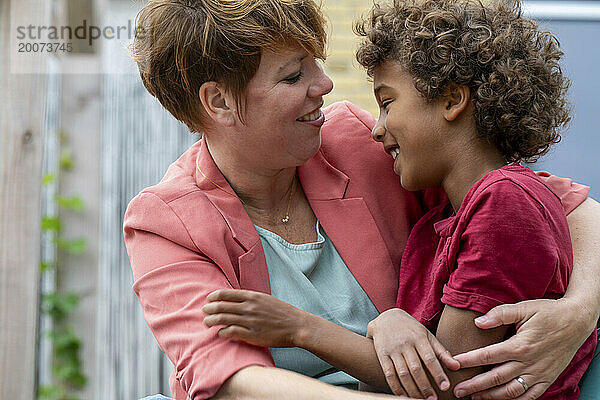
[370,61,449,191]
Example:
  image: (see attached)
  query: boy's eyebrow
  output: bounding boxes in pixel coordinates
[374,83,391,95]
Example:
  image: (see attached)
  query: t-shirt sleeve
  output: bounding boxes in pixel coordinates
[123,192,274,400]
[441,181,564,314]
[535,171,590,215]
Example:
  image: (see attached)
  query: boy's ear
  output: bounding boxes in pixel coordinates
[199,82,236,127]
[442,83,471,122]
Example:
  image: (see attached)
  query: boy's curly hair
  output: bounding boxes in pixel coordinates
[355,0,571,163]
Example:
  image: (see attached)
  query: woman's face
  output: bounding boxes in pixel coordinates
[233,47,334,170]
[371,61,448,191]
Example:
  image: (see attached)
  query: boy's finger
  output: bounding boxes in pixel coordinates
[429,332,460,371]
[403,348,437,399]
[203,312,249,328]
[379,354,406,396]
[207,289,256,302]
[391,353,423,398]
[202,301,248,315]
[416,341,450,391]
[217,325,253,339]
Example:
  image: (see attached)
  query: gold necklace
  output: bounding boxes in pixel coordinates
[196,161,297,224]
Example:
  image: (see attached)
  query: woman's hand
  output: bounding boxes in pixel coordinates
[452,298,598,399]
[202,289,308,348]
[367,308,460,399]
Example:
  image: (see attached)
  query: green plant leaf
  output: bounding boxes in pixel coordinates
[66,370,87,389]
[43,173,56,186]
[57,195,85,212]
[40,261,54,272]
[43,293,80,321]
[56,238,87,255]
[42,216,62,232]
[51,328,81,352]
[60,149,74,170]
[38,383,62,399]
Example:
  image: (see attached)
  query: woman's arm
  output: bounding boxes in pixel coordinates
[211,365,410,400]
[452,197,600,399]
[124,192,277,399]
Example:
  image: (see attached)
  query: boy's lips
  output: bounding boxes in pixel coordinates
[385,144,400,159]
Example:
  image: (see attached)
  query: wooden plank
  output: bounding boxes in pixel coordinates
[0,0,50,398]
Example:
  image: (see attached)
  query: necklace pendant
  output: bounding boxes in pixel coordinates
[281,216,290,223]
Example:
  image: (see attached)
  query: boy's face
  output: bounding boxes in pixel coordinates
[370,61,450,191]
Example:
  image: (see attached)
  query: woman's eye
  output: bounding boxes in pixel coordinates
[380,100,392,110]
[283,71,303,84]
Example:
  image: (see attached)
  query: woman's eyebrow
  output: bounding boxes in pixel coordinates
[277,54,306,74]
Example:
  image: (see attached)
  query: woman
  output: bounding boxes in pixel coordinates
[124,0,600,399]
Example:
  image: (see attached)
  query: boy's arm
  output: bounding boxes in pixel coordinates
[203,289,458,399]
[453,197,600,399]
[434,306,509,400]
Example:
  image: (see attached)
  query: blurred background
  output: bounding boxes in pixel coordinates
[1,0,599,399]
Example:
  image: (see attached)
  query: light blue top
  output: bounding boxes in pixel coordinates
[255,221,380,389]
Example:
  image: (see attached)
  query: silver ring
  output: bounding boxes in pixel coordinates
[515,376,529,392]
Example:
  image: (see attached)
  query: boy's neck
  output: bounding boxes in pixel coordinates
[441,139,507,212]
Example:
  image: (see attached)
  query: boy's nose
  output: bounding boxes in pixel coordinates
[371,123,386,142]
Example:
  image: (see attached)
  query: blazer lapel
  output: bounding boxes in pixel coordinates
[194,138,271,294]
[194,139,397,307]
[299,151,397,313]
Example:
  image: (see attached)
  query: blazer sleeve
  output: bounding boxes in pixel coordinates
[124,192,274,400]
[535,171,590,215]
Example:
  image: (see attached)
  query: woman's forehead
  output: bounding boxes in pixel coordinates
[260,48,309,73]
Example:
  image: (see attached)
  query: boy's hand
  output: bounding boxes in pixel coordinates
[203,289,307,348]
[367,308,460,399]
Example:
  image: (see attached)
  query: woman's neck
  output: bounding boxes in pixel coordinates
[205,137,298,216]
[441,139,507,212]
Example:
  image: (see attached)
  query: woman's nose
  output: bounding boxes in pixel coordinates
[371,122,386,142]
[309,63,334,98]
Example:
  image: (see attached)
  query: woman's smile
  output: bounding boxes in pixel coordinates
[296,104,325,127]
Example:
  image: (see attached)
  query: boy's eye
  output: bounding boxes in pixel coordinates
[380,100,392,110]
[283,71,303,84]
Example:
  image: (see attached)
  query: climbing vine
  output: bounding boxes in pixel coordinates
[38,133,88,400]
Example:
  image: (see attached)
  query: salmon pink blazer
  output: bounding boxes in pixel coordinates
[123,101,589,400]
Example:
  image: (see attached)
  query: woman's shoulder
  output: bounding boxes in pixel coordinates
[123,141,230,251]
[320,101,392,171]
[322,101,376,132]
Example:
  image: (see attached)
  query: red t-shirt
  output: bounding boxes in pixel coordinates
[396,164,596,399]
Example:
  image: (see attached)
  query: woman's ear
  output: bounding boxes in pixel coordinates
[199,82,236,127]
[443,83,471,122]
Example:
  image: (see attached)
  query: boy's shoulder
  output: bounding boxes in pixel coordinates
[469,164,562,209]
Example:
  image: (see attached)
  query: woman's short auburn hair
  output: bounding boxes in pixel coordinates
[130,0,327,132]
[355,0,571,163]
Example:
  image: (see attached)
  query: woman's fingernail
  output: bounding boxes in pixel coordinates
[474,315,487,324]
[440,381,449,390]
[455,389,466,397]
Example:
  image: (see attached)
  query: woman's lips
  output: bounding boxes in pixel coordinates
[297,110,325,127]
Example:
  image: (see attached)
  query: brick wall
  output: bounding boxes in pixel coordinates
[322,1,378,117]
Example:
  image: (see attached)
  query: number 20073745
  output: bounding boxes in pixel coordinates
[18,42,73,53]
